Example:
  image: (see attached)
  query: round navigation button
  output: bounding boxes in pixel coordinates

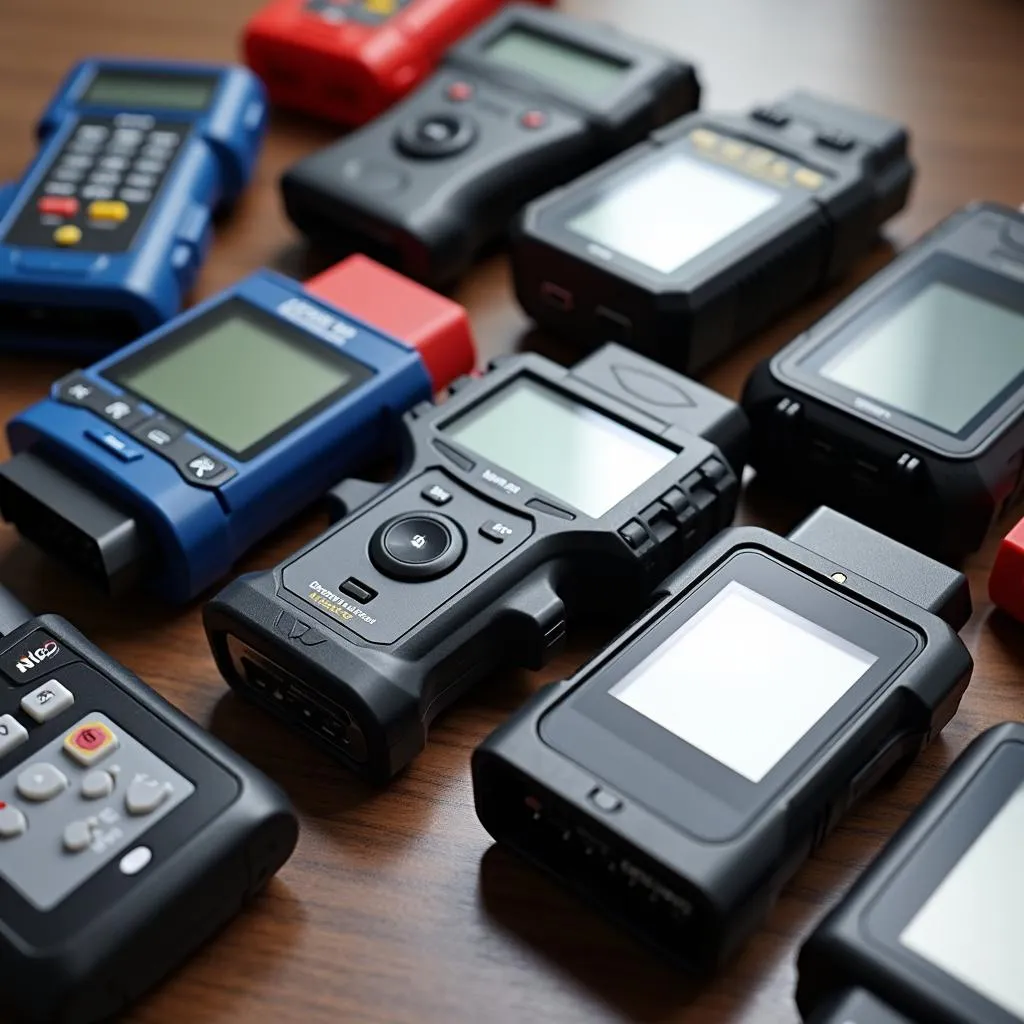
[63,820,93,853]
[396,112,478,159]
[17,762,68,802]
[370,512,465,581]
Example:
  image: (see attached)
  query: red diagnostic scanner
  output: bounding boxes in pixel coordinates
[243,0,554,127]
[990,517,1024,622]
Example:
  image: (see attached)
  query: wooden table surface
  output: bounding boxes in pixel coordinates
[3,1,1024,1021]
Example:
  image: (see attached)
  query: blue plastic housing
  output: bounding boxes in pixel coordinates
[0,58,267,354]
[5,270,434,602]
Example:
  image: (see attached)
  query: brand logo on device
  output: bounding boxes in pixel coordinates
[277,298,357,344]
[853,396,892,421]
[481,468,521,496]
[15,640,60,674]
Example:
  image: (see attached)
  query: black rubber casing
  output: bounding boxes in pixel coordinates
[204,343,747,782]
[0,613,299,1024]
[280,4,701,288]
[471,510,973,974]
[743,202,1024,562]
[798,723,1024,1024]
[511,91,913,374]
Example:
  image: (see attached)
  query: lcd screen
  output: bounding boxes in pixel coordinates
[901,783,1024,1017]
[82,70,217,111]
[568,153,781,275]
[612,582,877,783]
[443,377,675,517]
[820,281,1024,435]
[110,303,366,459]
[485,26,629,100]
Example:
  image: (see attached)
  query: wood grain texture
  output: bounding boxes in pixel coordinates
[2,0,1024,1020]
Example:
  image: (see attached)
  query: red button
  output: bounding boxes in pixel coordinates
[447,81,473,102]
[38,196,79,218]
[73,727,107,751]
[520,110,547,130]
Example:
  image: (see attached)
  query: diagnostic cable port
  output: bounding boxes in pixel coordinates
[0,450,145,595]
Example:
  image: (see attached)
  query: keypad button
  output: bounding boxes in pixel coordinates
[81,184,115,200]
[132,416,184,450]
[53,225,82,247]
[99,155,129,171]
[370,512,465,580]
[81,770,115,800]
[63,820,93,853]
[100,396,144,429]
[60,154,94,170]
[794,167,825,190]
[148,131,180,147]
[56,374,110,408]
[20,679,75,723]
[43,181,77,196]
[112,127,144,146]
[85,429,144,464]
[37,196,79,218]
[479,519,516,543]
[17,762,69,802]
[120,846,153,875]
[0,715,29,758]
[54,167,84,183]
[64,721,119,766]
[87,199,129,223]
[133,159,165,175]
[87,171,122,188]
[119,187,151,203]
[125,172,156,189]
[421,483,453,506]
[0,805,28,839]
[1,628,75,684]
[340,578,376,604]
[75,125,109,141]
[126,775,171,816]
[384,516,453,564]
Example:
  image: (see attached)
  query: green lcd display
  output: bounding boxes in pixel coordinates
[82,70,217,112]
[108,301,371,460]
[484,27,629,100]
[443,377,675,517]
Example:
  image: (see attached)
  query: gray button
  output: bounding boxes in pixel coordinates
[0,714,29,757]
[17,763,69,802]
[81,770,115,800]
[88,171,122,187]
[99,155,129,171]
[20,679,74,723]
[0,806,27,839]
[119,187,151,203]
[112,128,144,145]
[148,131,180,147]
[81,185,115,200]
[76,125,108,141]
[54,167,84,182]
[63,820,93,853]
[133,159,164,175]
[589,787,623,813]
[44,181,77,195]
[126,775,170,815]
[120,846,153,875]
[125,172,156,189]
[61,154,93,170]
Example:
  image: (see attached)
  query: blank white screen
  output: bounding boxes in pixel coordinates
[612,582,877,783]
[901,783,1024,1017]
[567,154,781,274]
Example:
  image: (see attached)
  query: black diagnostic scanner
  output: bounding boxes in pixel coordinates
[0,586,298,1024]
[472,507,973,973]
[511,91,913,374]
[744,202,1024,561]
[799,722,1024,1024]
[204,343,747,782]
[279,3,701,288]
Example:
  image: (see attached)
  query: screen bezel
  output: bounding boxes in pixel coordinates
[778,253,1024,454]
[438,374,677,518]
[540,550,920,840]
[104,298,374,462]
[861,740,1024,1024]
[433,369,681,522]
[79,67,221,113]
[533,135,813,286]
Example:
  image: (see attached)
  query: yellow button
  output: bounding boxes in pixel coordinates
[745,147,775,169]
[721,140,747,162]
[690,128,719,150]
[63,721,119,766]
[794,167,825,190]
[87,200,130,223]
[53,224,82,247]
[769,159,790,179]
[363,0,396,11]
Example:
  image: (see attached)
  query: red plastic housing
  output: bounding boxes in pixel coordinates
[243,0,553,127]
[305,254,476,391]
[991,517,1024,622]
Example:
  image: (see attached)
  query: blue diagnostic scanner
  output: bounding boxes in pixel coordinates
[0,58,267,354]
[0,255,477,602]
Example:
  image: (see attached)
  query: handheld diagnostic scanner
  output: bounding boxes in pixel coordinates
[743,203,1024,562]
[244,0,554,128]
[280,3,701,288]
[0,59,266,355]
[510,91,913,375]
[798,722,1024,1024]
[204,344,748,782]
[472,507,973,974]
[0,584,298,1024]
[0,255,475,603]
